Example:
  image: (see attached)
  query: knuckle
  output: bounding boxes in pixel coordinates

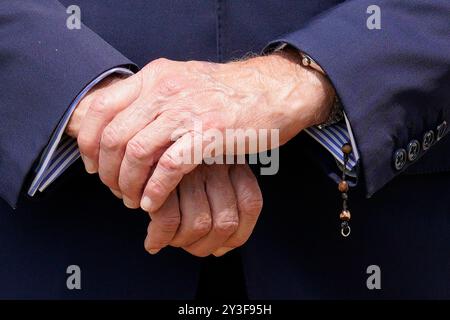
[77,95,115,157]
[101,125,123,151]
[192,215,212,237]
[77,132,96,157]
[144,58,172,78]
[151,57,170,68]
[89,94,111,115]
[126,138,150,163]
[213,217,239,237]
[170,216,211,248]
[239,189,263,218]
[155,76,185,97]
[165,109,190,126]
[159,152,183,172]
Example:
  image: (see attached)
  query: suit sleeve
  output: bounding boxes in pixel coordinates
[0,1,137,208]
[266,0,450,197]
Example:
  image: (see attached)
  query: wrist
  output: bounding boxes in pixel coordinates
[238,49,336,144]
[270,47,336,126]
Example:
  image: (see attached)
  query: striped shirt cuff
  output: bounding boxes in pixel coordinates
[269,42,359,174]
[304,113,360,175]
[28,67,134,196]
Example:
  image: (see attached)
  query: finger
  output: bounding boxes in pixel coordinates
[140,133,200,213]
[100,57,189,182]
[183,165,239,257]
[77,74,141,173]
[117,115,182,208]
[170,169,212,247]
[144,190,180,254]
[212,164,263,257]
[97,98,159,196]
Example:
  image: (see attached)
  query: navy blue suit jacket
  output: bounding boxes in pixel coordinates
[0,0,449,298]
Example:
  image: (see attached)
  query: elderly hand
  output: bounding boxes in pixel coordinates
[72,49,335,214]
[67,83,262,257]
[146,163,262,257]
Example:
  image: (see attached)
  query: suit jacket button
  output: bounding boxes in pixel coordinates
[422,130,435,150]
[407,140,420,161]
[437,121,448,141]
[393,148,407,170]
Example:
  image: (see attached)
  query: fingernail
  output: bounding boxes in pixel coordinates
[213,247,232,257]
[141,196,152,212]
[148,249,160,255]
[123,196,138,209]
[110,189,123,199]
[83,157,97,174]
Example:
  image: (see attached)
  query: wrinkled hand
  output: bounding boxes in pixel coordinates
[67,79,263,257]
[72,50,334,214]
[66,50,332,256]
[146,163,262,257]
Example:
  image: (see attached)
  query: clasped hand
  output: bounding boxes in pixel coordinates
[66,50,334,257]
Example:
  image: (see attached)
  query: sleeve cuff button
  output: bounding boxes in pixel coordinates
[393,148,407,170]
